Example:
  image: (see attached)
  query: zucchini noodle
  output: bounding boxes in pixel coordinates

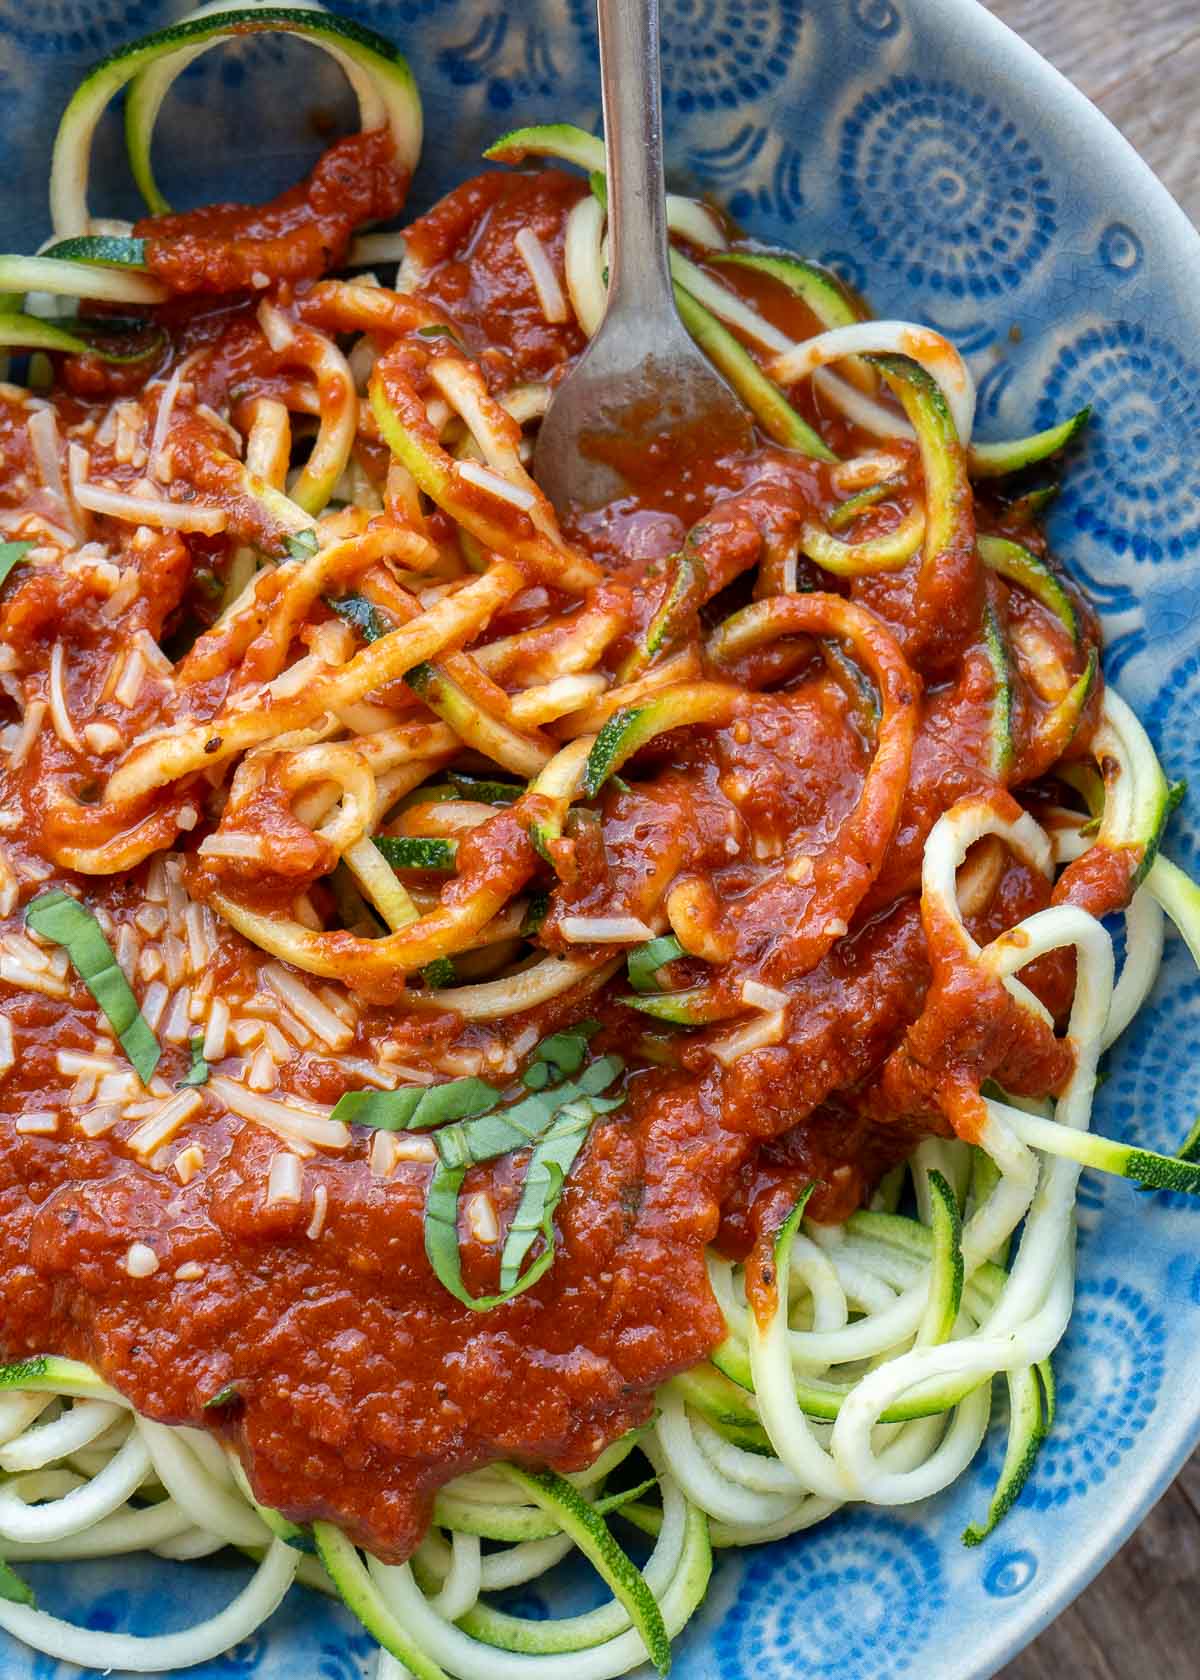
[0,8,1195,1680]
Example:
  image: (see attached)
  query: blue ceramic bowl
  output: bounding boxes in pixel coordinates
[3,1,1200,1675]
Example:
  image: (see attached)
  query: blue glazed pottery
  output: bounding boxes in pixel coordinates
[1,1,1198,1674]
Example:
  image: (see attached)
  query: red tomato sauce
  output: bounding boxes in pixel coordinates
[0,155,1117,1561]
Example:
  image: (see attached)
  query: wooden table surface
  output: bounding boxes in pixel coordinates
[984,3,1199,1675]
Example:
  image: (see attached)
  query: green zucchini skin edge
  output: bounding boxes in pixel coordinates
[672,282,836,461]
[585,688,742,797]
[41,235,148,268]
[963,1364,1045,1545]
[374,834,458,872]
[871,353,973,631]
[711,250,862,330]
[484,122,605,173]
[981,602,1015,779]
[51,7,422,237]
[978,533,1079,644]
[918,1169,965,1345]
[967,407,1091,478]
[0,312,159,363]
[496,1463,673,1674]
[313,1522,448,1680]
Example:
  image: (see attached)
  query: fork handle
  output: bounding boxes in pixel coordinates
[596,0,674,319]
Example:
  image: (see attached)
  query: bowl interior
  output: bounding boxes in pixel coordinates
[3,1,1200,1675]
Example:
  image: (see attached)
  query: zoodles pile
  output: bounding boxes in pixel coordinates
[0,5,1197,1677]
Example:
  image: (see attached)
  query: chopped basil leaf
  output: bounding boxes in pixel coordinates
[0,540,33,593]
[193,566,223,601]
[627,935,686,994]
[178,1036,209,1087]
[374,835,458,872]
[416,323,464,345]
[203,1383,242,1409]
[0,1558,33,1607]
[331,1076,499,1132]
[425,1056,624,1311]
[521,892,550,938]
[26,891,160,1083]
[499,1097,608,1289]
[285,530,319,560]
[522,1020,600,1088]
[422,956,457,989]
[327,592,391,643]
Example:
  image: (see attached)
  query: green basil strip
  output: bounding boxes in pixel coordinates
[426,1064,625,1311]
[0,1558,34,1607]
[374,835,458,872]
[327,591,391,643]
[521,1020,601,1089]
[421,956,457,989]
[25,891,160,1083]
[416,323,465,345]
[425,1055,621,1303]
[330,1075,499,1132]
[0,540,33,593]
[499,1095,620,1289]
[178,1036,209,1087]
[627,935,686,994]
[520,891,550,937]
[203,1382,242,1410]
[285,529,319,560]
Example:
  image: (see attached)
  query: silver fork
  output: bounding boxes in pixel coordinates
[533,0,750,518]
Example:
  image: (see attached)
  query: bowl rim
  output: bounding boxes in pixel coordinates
[1,2,1199,1677]
[921,13,1200,1671]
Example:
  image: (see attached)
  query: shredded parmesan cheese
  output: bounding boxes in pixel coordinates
[15,1110,58,1136]
[208,1075,348,1156]
[27,408,74,530]
[148,353,198,482]
[559,915,656,944]
[202,997,230,1062]
[78,1105,121,1138]
[741,979,790,1012]
[392,1134,437,1164]
[457,459,537,511]
[73,481,227,534]
[465,1192,500,1244]
[197,832,269,861]
[125,1242,159,1278]
[514,227,568,324]
[267,1151,305,1205]
[708,1009,787,1067]
[83,721,123,755]
[369,1129,398,1179]
[173,1145,206,1187]
[126,1089,204,1159]
[113,648,145,708]
[306,1183,329,1240]
[47,641,81,751]
[9,699,47,771]
[263,963,355,1051]
[140,980,169,1033]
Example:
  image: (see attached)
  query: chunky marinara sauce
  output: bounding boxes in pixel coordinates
[0,148,1119,1560]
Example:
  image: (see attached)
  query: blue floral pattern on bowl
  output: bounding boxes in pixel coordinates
[2,0,1200,1675]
